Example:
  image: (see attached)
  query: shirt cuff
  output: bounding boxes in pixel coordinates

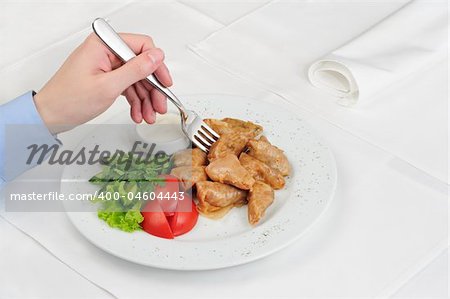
[0,91,61,183]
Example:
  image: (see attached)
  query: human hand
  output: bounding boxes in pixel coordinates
[33,33,173,133]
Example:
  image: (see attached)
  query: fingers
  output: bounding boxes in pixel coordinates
[93,32,173,123]
[109,34,173,87]
[137,62,172,90]
[140,78,168,114]
[135,81,156,124]
[126,82,166,124]
[90,32,173,85]
[154,63,173,87]
[118,33,155,53]
[140,79,167,114]
[150,88,168,114]
[123,86,142,123]
[103,48,164,97]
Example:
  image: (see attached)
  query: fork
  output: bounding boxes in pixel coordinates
[92,18,220,152]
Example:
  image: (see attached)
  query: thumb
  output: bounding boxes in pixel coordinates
[104,48,164,96]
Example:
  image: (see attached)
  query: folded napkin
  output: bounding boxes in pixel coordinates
[308,0,447,106]
[190,0,448,183]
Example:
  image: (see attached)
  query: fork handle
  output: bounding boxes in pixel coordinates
[92,18,187,117]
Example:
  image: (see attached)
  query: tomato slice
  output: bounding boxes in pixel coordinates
[154,175,179,216]
[168,194,199,237]
[141,200,174,239]
[141,177,198,239]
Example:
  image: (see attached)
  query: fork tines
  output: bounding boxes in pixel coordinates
[193,123,220,153]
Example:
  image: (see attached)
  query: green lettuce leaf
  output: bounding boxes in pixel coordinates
[98,210,144,232]
[90,152,172,232]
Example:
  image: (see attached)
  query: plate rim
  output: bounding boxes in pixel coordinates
[62,93,338,270]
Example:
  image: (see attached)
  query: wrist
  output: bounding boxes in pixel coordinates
[33,91,62,134]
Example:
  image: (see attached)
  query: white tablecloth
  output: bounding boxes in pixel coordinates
[190,0,448,184]
[0,1,447,298]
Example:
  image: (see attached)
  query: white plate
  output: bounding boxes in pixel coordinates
[61,94,337,270]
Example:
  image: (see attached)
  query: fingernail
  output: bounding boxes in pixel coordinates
[150,111,155,123]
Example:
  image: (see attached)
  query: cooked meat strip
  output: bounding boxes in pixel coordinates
[172,148,207,167]
[247,139,290,176]
[170,166,207,190]
[247,181,274,225]
[196,181,248,207]
[204,119,234,135]
[196,183,247,220]
[221,118,263,136]
[205,118,262,137]
[258,135,270,143]
[197,202,234,219]
[205,154,255,190]
[205,118,263,161]
[239,153,285,189]
[207,132,249,161]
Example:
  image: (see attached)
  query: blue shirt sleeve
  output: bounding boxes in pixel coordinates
[0,91,61,189]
